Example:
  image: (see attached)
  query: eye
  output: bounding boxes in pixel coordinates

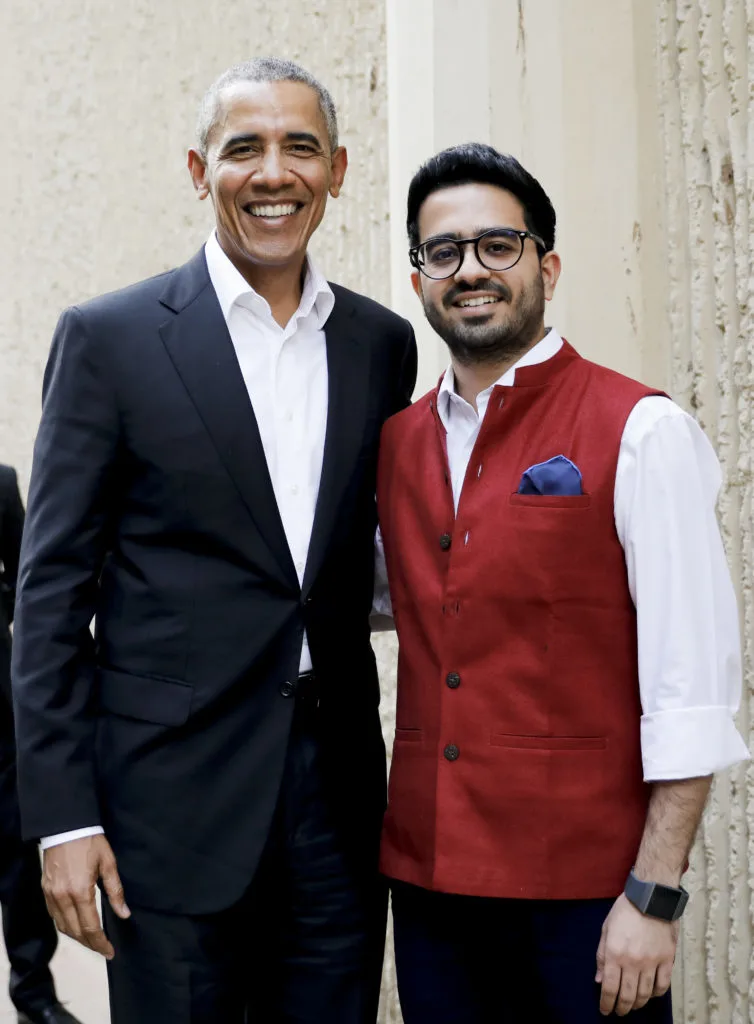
[290,144,317,154]
[484,239,517,255]
[426,244,458,264]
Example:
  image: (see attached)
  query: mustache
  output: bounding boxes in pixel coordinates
[442,280,512,309]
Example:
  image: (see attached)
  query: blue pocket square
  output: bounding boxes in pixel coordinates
[518,455,583,496]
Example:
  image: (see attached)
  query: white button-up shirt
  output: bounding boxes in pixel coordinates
[42,233,333,850]
[374,328,749,782]
[205,230,332,657]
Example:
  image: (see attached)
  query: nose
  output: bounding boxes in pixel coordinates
[254,145,290,190]
[453,243,491,284]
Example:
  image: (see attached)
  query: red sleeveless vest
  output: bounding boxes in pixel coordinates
[377,341,664,899]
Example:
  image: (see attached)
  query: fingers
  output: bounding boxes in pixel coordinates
[44,880,114,959]
[74,891,116,959]
[41,835,126,959]
[595,928,607,984]
[653,961,673,997]
[613,967,639,1016]
[633,968,657,1010]
[599,963,622,1016]
[101,853,131,921]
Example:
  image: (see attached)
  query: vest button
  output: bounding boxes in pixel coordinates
[280,681,295,698]
[446,672,461,689]
[439,533,452,551]
[444,743,460,762]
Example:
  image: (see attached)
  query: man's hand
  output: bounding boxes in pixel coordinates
[42,834,131,959]
[595,893,678,1016]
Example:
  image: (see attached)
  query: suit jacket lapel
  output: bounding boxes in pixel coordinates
[302,293,371,597]
[158,251,298,591]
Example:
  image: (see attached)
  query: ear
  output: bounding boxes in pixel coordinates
[329,146,348,198]
[187,148,211,200]
[541,250,562,301]
[411,270,422,300]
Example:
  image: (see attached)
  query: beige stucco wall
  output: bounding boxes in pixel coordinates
[1,0,752,1021]
[0,0,390,487]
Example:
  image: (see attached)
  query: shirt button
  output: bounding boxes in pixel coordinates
[446,672,461,689]
[280,681,295,698]
[291,484,299,496]
[439,533,452,551]
[444,744,460,762]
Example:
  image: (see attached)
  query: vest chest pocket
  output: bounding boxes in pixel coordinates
[509,493,591,509]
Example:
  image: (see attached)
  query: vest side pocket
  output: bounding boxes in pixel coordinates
[394,727,424,742]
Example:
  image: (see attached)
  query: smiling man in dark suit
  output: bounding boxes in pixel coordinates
[11,58,416,1024]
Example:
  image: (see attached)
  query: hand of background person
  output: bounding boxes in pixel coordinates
[42,834,131,958]
[595,893,679,1016]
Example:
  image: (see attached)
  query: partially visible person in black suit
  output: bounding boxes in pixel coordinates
[0,464,81,1024]
[12,58,416,1024]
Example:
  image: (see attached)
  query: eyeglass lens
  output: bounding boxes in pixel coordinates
[420,229,524,279]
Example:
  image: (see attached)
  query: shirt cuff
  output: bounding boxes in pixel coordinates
[641,706,750,781]
[40,826,105,850]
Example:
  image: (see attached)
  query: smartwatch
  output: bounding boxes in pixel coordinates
[624,868,689,922]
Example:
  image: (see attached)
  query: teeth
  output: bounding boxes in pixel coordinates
[458,296,499,308]
[249,203,298,217]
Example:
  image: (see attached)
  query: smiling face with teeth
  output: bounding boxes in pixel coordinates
[188,79,347,295]
[412,183,561,369]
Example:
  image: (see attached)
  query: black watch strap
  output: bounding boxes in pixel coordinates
[624,869,689,922]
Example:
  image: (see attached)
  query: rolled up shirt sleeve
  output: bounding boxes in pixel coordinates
[615,397,750,781]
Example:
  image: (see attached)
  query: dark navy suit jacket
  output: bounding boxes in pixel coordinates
[12,249,416,913]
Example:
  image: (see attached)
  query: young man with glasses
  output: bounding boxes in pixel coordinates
[374,144,747,1023]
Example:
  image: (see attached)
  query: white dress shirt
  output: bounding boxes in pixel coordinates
[374,328,749,782]
[42,233,333,850]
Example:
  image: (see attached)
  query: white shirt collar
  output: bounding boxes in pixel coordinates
[437,328,564,428]
[204,231,335,331]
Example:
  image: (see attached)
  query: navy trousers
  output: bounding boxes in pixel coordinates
[391,881,674,1023]
[104,701,387,1023]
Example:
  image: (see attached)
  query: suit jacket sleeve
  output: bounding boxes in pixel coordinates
[0,466,25,623]
[393,321,418,415]
[12,305,121,839]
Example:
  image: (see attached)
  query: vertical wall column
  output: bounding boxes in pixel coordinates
[386,0,499,395]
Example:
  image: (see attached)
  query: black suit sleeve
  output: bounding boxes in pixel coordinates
[0,467,25,623]
[393,321,418,415]
[12,306,121,839]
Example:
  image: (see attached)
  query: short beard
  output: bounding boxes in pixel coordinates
[423,272,546,368]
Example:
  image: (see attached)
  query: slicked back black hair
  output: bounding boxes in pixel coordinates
[407,143,556,253]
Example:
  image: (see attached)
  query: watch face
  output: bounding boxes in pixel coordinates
[647,885,681,920]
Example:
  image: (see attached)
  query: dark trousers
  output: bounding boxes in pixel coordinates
[0,690,58,1014]
[391,881,674,1024]
[104,701,387,1023]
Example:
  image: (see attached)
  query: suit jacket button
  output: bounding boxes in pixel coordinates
[439,533,452,551]
[280,681,295,698]
[446,672,461,689]
[444,743,460,761]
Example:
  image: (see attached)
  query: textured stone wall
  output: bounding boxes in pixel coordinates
[656,3,753,1021]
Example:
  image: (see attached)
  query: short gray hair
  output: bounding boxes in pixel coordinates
[196,57,339,157]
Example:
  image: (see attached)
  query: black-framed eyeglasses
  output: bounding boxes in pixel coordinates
[409,227,546,280]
